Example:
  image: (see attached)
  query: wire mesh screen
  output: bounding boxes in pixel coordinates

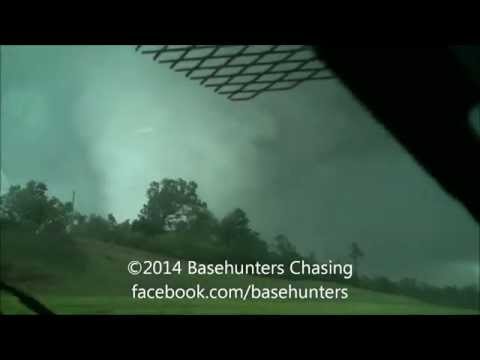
[135,45,334,101]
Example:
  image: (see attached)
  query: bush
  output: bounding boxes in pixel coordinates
[1,227,87,275]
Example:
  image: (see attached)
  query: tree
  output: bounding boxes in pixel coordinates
[349,242,364,279]
[273,234,299,264]
[0,180,71,235]
[305,251,318,265]
[219,208,268,263]
[83,214,110,235]
[107,213,117,226]
[132,178,207,236]
[1,181,49,226]
[187,208,219,242]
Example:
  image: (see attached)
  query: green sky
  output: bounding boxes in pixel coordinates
[1,45,478,286]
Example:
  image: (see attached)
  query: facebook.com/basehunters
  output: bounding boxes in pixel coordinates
[127,259,354,301]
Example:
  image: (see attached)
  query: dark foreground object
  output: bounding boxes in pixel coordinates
[317,47,480,223]
[1,281,54,315]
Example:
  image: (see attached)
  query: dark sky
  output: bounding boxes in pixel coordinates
[1,45,478,286]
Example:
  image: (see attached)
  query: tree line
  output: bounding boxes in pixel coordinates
[0,179,478,310]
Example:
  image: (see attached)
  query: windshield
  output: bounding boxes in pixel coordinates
[1,45,478,315]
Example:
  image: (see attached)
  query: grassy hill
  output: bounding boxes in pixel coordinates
[1,235,478,315]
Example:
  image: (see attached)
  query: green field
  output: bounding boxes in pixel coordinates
[1,236,477,315]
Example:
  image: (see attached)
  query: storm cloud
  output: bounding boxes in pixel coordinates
[1,45,478,286]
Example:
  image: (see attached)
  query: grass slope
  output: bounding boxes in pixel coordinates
[1,236,477,315]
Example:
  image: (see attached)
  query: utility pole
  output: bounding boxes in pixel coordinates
[66,190,76,233]
[72,190,76,213]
